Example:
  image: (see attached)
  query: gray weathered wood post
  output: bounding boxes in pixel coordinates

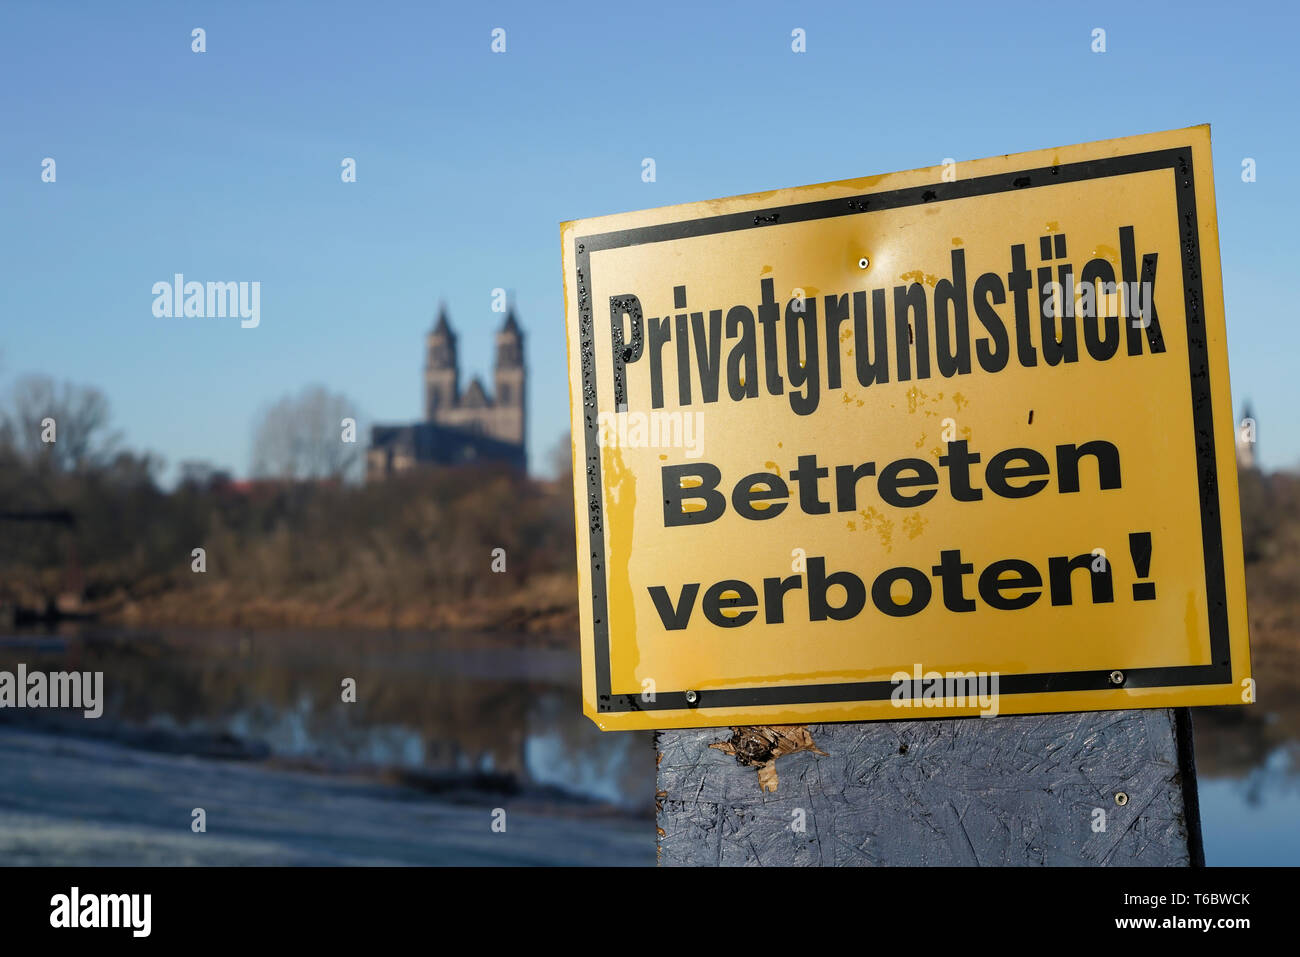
[656,708,1202,866]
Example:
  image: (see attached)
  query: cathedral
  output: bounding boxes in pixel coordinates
[366,305,527,479]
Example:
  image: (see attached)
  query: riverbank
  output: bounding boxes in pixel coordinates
[0,725,652,866]
[92,571,580,636]
[0,464,583,636]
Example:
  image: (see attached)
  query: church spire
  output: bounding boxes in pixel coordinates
[433,301,452,335]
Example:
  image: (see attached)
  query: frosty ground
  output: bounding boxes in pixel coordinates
[0,726,652,866]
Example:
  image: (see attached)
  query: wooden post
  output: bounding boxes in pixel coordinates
[656,708,1203,866]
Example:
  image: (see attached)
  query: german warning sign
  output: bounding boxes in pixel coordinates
[561,126,1252,731]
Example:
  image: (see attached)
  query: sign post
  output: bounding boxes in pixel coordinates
[655,710,1203,866]
[562,127,1249,865]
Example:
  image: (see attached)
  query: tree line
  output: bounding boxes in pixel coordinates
[0,375,577,627]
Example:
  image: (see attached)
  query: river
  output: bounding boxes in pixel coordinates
[0,626,1293,865]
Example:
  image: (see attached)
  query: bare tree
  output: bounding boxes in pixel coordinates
[0,375,120,472]
[250,385,363,482]
[548,430,573,480]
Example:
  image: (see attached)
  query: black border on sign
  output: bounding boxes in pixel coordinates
[572,146,1231,715]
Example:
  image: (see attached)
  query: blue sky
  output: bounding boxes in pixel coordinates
[2,0,1297,478]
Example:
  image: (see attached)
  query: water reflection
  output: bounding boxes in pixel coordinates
[1199,746,1300,865]
[1192,709,1300,865]
[0,626,655,812]
[1,626,1296,862]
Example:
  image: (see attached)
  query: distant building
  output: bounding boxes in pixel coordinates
[1235,402,1257,470]
[367,305,527,479]
[178,460,233,490]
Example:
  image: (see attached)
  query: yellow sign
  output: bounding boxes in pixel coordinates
[561,126,1251,731]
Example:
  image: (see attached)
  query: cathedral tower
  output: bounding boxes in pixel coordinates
[493,308,526,448]
[425,304,459,420]
[369,301,529,481]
